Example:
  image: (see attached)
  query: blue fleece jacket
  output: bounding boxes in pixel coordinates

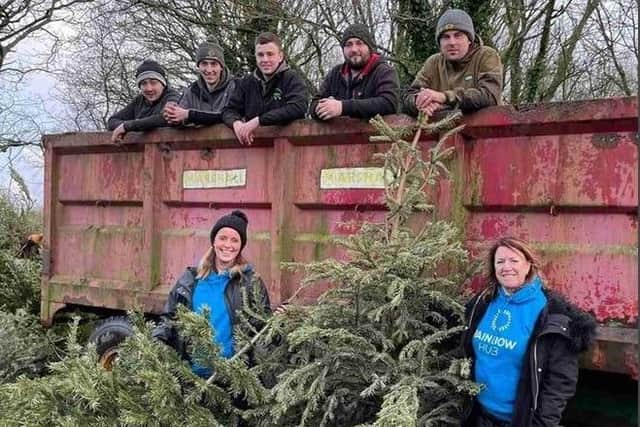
[191,270,234,377]
[472,275,547,421]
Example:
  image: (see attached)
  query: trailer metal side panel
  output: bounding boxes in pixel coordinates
[42,97,638,376]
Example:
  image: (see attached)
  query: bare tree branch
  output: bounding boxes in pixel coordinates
[0,0,95,71]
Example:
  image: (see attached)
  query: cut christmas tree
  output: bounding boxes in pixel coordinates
[242,111,481,427]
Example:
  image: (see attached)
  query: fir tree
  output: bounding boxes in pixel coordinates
[0,309,61,384]
[0,309,269,426]
[245,111,481,427]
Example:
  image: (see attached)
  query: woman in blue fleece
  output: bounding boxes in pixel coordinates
[153,210,271,378]
[461,237,596,427]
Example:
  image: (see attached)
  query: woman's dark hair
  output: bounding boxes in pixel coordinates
[485,237,541,298]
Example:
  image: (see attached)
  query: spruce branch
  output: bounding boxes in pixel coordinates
[259,111,477,426]
[369,111,462,242]
[205,282,306,387]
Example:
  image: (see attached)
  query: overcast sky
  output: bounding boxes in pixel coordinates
[1,36,66,206]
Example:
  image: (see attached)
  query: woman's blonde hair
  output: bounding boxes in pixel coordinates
[196,246,248,279]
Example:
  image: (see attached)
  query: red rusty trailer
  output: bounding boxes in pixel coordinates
[41,97,638,377]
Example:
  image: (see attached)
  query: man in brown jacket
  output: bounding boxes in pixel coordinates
[403,9,503,116]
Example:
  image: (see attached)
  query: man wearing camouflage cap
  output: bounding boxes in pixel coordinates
[164,39,236,126]
[310,23,399,120]
[403,9,503,116]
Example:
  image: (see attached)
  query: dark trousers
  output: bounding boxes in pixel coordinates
[476,407,511,427]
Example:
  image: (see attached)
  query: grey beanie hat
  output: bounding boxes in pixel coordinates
[135,59,167,87]
[436,9,475,42]
[196,39,226,67]
[341,23,375,50]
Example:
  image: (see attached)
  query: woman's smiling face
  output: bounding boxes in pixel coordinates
[213,227,241,269]
[493,245,532,290]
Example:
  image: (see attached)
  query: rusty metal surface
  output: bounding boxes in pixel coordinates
[42,97,638,375]
[460,97,637,138]
[581,326,638,379]
[464,133,637,209]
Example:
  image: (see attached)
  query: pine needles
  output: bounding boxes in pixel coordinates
[247,111,481,426]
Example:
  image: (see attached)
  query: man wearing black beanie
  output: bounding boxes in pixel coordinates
[107,59,179,143]
[310,23,399,121]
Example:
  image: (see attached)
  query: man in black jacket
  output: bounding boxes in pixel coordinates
[107,59,179,143]
[222,32,309,145]
[310,23,399,121]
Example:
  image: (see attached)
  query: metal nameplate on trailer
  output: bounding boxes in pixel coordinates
[320,167,386,189]
[183,169,247,189]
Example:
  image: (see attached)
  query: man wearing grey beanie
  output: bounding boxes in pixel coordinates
[403,9,503,116]
[163,39,236,126]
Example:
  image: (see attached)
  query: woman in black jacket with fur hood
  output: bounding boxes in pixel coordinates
[461,237,597,427]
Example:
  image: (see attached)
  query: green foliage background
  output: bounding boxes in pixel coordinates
[0,181,53,385]
[0,186,42,314]
[0,309,61,384]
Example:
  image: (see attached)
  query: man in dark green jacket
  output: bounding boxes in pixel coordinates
[311,23,399,121]
[107,59,179,143]
[222,32,309,145]
[403,9,503,116]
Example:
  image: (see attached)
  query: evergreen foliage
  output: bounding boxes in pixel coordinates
[234,0,284,72]
[395,0,440,84]
[0,250,41,314]
[0,309,61,384]
[0,309,269,426]
[244,111,481,426]
[0,187,42,314]
[0,187,41,254]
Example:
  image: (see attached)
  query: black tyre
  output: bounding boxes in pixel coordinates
[88,316,133,369]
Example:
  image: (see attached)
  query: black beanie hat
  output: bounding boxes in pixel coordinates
[341,23,375,50]
[196,38,226,67]
[210,210,248,250]
[135,59,167,88]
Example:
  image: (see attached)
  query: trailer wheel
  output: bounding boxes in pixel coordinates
[88,316,133,369]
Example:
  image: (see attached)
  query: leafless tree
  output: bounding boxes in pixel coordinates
[39,0,640,135]
[0,0,96,179]
[0,89,46,152]
[53,5,154,130]
[493,0,607,103]
[585,0,637,96]
[0,0,94,72]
